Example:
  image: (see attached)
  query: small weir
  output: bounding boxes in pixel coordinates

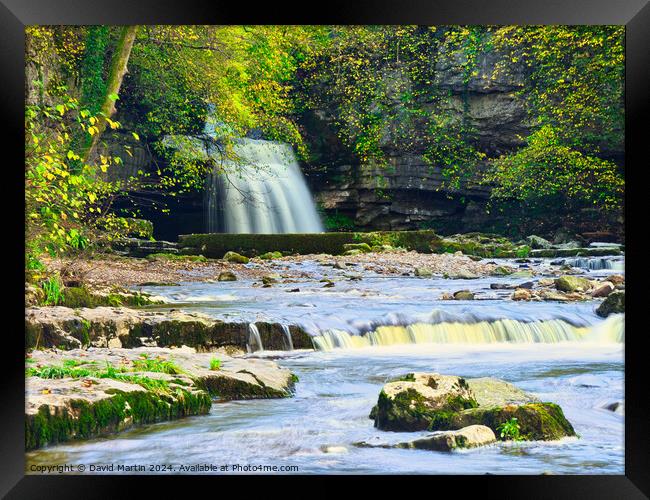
[311,314,624,351]
[558,257,624,271]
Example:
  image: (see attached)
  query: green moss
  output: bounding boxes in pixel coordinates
[55,286,159,308]
[25,386,211,450]
[342,242,372,253]
[430,402,576,441]
[178,230,438,257]
[373,388,434,431]
[147,253,207,262]
[258,251,283,260]
[198,373,292,400]
[223,251,250,264]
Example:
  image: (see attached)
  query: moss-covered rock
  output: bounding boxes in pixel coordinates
[453,290,474,300]
[223,251,250,264]
[57,286,161,309]
[555,275,593,293]
[258,251,283,260]
[217,271,237,282]
[25,375,210,450]
[25,307,313,351]
[394,425,497,451]
[491,266,514,276]
[430,233,531,258]
[178,230,438,257]
[596,290,625,317]
[371,373,478,431]
[342,242,372,253]
[146,253,207,262]
[370,373,575,441]
[261,273,281,285]
[430,403,576,441]
[415,267,433,278]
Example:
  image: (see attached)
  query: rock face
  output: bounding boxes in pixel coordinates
[25,307,312,351]
[596,291,625,317]
[370,373,575,441]
[370,373,478,431]
[25,347,298,450]
[303,50,532,233]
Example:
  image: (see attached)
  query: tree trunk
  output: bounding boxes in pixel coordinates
[83,25,138,163]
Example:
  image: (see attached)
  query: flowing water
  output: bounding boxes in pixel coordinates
[26,257,624,474]
[204,139,323,234]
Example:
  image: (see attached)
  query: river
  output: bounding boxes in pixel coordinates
[26,257,624,474]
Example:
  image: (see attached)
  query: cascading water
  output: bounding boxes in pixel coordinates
[247,323,264,353]
[310,314,624,351]
[281,324,294,351]
[558,257,624,271]
[204,138,324,234]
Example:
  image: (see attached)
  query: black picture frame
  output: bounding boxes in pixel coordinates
[2,1,648,496]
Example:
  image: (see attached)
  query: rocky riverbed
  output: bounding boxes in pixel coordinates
[26,346,297,450]
[25,247,624,471]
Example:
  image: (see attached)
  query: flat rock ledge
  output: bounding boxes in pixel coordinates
[25,306,312,351]
[357,425,497,452]
[370,373,575,443]
[25,347,297,450]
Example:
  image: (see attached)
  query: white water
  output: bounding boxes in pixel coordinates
[558,257,624,271]
[205,139,323,234]
[26,256,624,474]
[311,314,624,351]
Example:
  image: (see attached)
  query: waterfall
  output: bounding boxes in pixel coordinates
[281,324,294,351]
[310,314,624,351]
[558,257,624,271]
[247,323,264,353]
[205,138,324,234]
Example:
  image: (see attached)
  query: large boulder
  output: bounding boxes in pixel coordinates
[370,373,575,441]
[223,251,249,264]
[555,275,592,293]
[596,290,625,317]
[526,235,552,249]
[370,373,478,431]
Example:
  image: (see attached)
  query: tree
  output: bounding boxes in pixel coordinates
[83,26,139,163]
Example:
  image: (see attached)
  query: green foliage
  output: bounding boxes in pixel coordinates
[497,417,523,441]
[80,26,110,114]
[41,275,65,305]
[209,358,221,371]
[27,359,176,392]
[323,212,356,232]
[146,253,207,262]
[132,353,182,374]
[484,125,624,214]
[25,25,624,250]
